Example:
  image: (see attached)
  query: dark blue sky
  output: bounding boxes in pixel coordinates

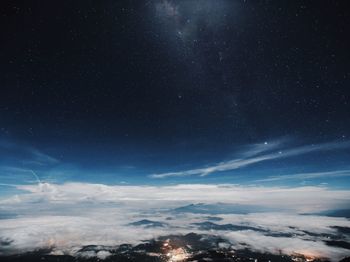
[0,0,349,189]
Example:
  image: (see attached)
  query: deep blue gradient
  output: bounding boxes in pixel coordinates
[0,1,349,193]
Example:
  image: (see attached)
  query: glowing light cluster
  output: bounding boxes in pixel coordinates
[162,240,189,262]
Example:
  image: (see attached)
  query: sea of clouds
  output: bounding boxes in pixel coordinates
[0,183,350,260]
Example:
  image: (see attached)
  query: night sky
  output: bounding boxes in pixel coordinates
[0,0,350,186]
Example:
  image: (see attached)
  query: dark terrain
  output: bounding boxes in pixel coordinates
[1,233,347,262]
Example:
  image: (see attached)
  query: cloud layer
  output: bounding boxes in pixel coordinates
[0,183,350,260]
[2,183,350,212]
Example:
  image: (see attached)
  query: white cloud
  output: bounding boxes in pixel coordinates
[0,183,350,260]
[150,140,350,178]
[0,183,348,213]
[224,230,347,261]
[256,170,350,182]
[0,140,59,166]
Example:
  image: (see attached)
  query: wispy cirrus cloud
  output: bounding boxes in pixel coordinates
[256,170,350,182]
[0,139,59,167]
[150,139,350,178]
[0,139,59,186]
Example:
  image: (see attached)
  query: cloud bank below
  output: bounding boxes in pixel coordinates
[0,183,350,260]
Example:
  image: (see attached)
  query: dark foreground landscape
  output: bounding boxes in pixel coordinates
[1,233,349,262]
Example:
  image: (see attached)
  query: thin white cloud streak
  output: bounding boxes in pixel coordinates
[27,148,59,165]
[0,183,18,187]
[256,170,350,182]
[0,139,59,166]
[150,140,350,178]
[0,140,59,185]
[0,167,44,186]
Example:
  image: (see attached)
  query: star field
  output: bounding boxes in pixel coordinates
[0,0,349,184]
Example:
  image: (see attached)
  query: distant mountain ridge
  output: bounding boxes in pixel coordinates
[128,219,167,228]
[172,202,276,214]
[192,221,267,232]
